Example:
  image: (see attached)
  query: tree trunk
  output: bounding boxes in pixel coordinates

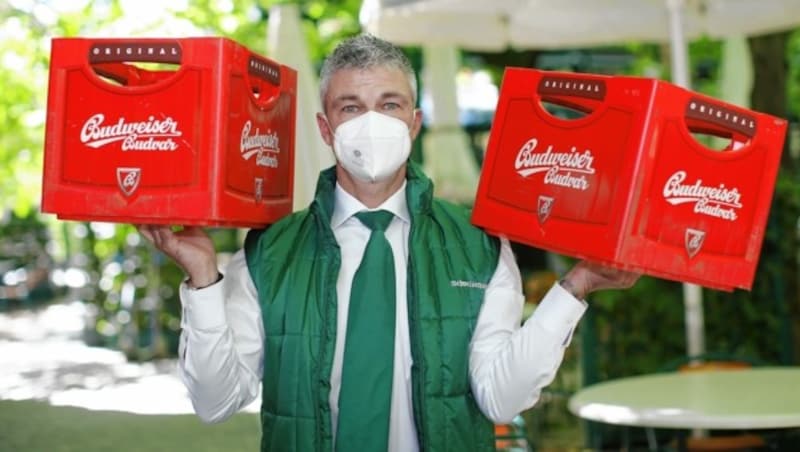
[749,32,792,161]
[748,31,799,363]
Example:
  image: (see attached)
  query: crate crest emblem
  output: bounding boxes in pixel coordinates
[116,167,141,197]
[254,177,263,202]
[684,228,706,258]
[537,195,554,225]
[514,137,596,191]
[240,120,280,168]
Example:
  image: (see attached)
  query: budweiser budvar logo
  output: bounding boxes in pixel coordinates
[662,170,742,221]
[240,120,280,168]
[80,114,181,151]
[514,137,596,190]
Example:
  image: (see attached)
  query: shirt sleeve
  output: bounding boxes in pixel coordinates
[469,238,586,424]
[177,248,264,423]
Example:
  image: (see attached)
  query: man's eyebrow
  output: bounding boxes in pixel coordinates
[330,92,411,106]
[331,94,361,105]
[379,91,410,103]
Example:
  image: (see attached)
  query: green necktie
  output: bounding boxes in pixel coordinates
[336,209,396,452]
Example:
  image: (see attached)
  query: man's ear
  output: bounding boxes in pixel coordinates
[316,113,334,147]
[410,108,423,141]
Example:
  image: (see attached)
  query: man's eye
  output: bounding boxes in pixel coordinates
[342,105,360,113]
[383,102,400,110]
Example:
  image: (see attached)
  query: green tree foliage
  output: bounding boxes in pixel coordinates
[791,32,800,121]
[0,0,361,359]
[170,0,363,66]
[0,5,49,218]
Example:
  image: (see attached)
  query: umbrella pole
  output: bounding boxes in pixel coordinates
[667,0,706,360]
[667,0,691,88]
[420,45,480,204]
[267,4,336,211]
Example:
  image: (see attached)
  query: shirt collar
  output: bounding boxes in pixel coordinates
[331,181,410,229]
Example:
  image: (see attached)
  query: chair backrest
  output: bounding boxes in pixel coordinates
[660,352,764,373]
[678,359,751,373]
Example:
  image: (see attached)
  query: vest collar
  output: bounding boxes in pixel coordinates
[310,161,434,225]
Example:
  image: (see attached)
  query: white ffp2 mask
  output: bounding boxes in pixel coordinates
[332,111,412,183]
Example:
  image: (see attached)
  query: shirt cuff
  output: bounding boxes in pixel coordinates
[531,282,588,344]
[179,278,227,330]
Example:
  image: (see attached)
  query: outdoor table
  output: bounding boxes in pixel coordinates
[568,367,800,449]
[569,367,800,429]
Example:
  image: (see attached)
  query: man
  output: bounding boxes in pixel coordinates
[139,34,638,452]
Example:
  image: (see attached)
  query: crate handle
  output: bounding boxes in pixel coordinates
[90,62,178,87]
[247,55,283,107]
[536,74,606,114]
[248,55,281,86]
[684,97,757,140]
[87,41,182,64]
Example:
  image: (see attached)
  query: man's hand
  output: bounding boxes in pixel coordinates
[136,225,219,289]
[560,260,640,300]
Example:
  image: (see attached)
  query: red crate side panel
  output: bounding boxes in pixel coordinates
[622,85,787,290]
[219,51,296,223]
[473,69,646,262]
[41,37,297,227]
[59,68,200,188]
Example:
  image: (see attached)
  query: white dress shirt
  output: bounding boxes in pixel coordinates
[178,181,586,452]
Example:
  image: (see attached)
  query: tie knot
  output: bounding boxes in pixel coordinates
[355,210,394,232]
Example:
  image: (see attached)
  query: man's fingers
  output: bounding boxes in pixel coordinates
[174,226,204,239]
[607,269,640,290]
[625,273,641,288]
[135,224,176,252]
[135,224,157,244]
[568,261,642,296]
[152,226,174,249]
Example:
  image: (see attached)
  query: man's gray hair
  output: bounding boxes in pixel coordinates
[319,34,417,107]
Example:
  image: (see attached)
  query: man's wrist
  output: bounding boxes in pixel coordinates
[188,272,223,290]
[559,277,585,300]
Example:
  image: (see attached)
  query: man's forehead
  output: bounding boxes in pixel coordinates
[328,67,413,97]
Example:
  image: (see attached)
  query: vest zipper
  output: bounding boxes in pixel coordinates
[407,248,426,450]
[317,242,340,452]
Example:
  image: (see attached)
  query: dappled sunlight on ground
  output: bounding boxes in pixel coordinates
[0,301,260,415]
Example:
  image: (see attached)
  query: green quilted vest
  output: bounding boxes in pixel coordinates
[245,162,500,452]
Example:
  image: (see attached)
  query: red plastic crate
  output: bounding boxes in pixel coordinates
[41,37,296,228]
[472,68,788,291]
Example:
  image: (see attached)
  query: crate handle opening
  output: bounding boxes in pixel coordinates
[536,75,606,120]
[90,62,180,87]
[87,41,182,87]
[539,97,593,120]
[247,55,282,108]
[684,97,755,152]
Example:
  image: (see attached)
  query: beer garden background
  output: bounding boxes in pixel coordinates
[1,0,800,449]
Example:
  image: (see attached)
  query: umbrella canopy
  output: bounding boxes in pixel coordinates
[361,0,800,52]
